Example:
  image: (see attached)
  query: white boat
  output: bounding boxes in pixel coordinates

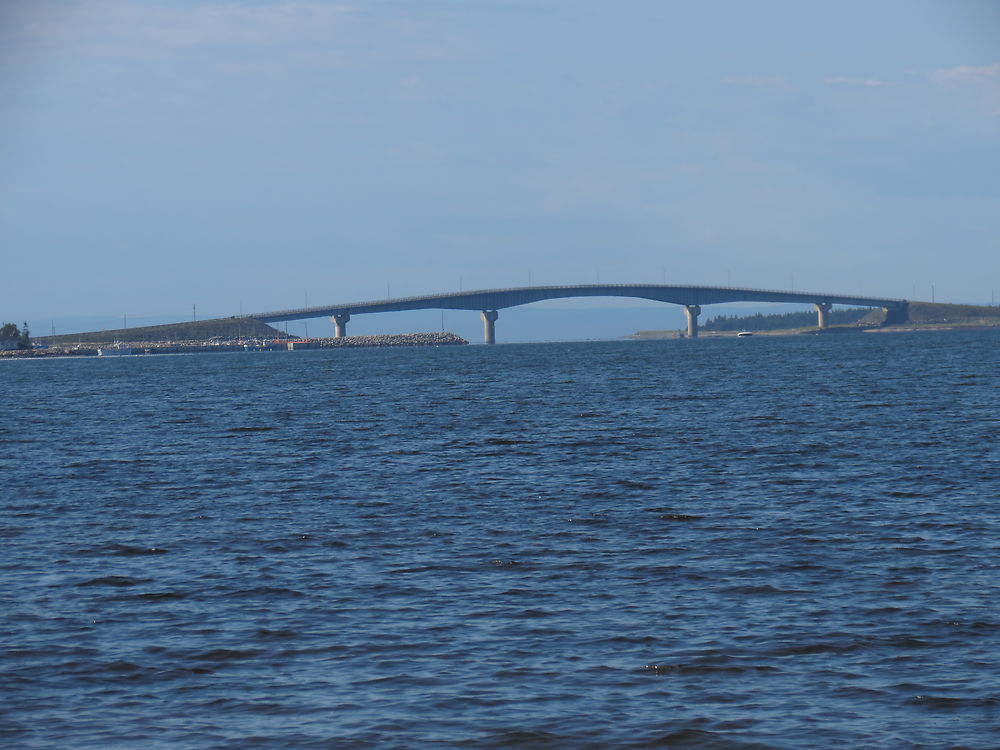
[737,331,753,338]
[98,343,133,356]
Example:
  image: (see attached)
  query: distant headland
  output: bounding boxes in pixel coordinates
[1,317,467,358]
[633,301,1000,339]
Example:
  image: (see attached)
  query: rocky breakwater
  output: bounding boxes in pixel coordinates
[0,347,94,358]
[318,332,468,348]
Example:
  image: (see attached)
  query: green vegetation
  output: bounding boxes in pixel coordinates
[0,322,32,349]
[703,308,869,332]
[37,317,288,345]
[860,301,1000,327]
[636,301,1000,338]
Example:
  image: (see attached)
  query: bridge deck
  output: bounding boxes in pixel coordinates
[248,284,907,324]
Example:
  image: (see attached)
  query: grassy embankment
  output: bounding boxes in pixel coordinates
[37,317,289,345]
[633,302,1000,339]
[864,302,1000,329]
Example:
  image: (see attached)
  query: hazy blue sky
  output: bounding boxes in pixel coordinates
[2,1,998,338]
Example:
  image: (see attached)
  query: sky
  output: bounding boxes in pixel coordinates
[2,0,998,340]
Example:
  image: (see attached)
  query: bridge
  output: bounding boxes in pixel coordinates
[248,284,909,343]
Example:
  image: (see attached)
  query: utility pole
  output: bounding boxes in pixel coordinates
[193,304,196,321]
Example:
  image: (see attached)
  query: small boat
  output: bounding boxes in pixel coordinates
[736,331,753,338]
[98,343,133,356]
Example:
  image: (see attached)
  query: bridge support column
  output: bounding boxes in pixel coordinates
[683,305,701,338]
[813,301,832,329]
[331,313,351,338]
[480,310,498,344]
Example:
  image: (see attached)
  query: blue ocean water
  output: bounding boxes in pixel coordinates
[2,331,999,749]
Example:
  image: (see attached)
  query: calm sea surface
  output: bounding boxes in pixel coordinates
[2,331,999,749]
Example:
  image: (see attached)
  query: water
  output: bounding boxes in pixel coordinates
[2,331,999,748]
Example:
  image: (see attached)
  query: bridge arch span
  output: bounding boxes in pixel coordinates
[249,284,908,343]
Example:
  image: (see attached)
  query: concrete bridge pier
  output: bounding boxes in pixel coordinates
[683,305,701,338]
[480,309,498,344]
[331,313,351,338]
[813,301,832,329]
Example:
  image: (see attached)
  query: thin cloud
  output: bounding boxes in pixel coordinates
[825,76,889,87]
[931,64,1000,84]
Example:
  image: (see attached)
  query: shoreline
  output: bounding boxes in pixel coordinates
[0,332,469,359]
[632,322,1000,340]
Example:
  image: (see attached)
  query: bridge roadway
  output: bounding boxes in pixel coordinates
[248,284,909,343]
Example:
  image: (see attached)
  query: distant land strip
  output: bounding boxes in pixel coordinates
[6,329,468,358]
[32,318,460,348]
[702,307,870,332]
[634,301,1000,338]
[36,317,286,345]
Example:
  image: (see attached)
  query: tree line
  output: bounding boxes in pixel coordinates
[703,308,868,331]
[0,322,32,349]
